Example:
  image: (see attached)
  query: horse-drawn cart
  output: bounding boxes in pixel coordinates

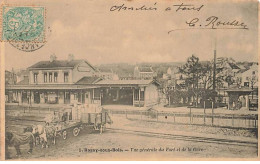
[52,104,112,140]
[55,121,82,140]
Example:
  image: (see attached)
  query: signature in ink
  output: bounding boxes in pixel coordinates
[168,16,248,34]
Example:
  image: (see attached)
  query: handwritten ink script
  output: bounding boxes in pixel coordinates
[110,3,203,12]
[109,2,249,34]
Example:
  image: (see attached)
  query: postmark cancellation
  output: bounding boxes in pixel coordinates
[1,6,45,43]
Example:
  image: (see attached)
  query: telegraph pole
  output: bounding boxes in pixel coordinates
[213,40,216,91]
[212,40,217,109]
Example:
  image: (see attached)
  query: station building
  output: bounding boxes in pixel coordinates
[5,56,160,107]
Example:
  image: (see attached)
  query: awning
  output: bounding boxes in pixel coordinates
[5,84,100,90]
[226,87,253,95]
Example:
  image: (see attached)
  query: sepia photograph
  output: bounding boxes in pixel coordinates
[1,0,259,161]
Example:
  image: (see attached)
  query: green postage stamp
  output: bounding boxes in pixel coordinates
[1,6,45,42]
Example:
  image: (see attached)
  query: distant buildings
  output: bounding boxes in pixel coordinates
[5,70,16,85]
[236,63,258,88]
[164,57,258,110]
[96,67,119,80]
[134,66,157,80]
[16,69,29,84]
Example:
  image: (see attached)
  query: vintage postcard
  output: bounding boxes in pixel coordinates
[0,0,259,161]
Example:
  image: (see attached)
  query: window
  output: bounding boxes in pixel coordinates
[244,82,249,87]
[140,91,144,101]
[34,73,38,83]
[64,72,69,82]
[44,73,47,83]
[54,72,58,82]
[49,72,52,82]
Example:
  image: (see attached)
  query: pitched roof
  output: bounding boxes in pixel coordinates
[138,67,153,73]
[5,70,11,74]
[96,79,160,86]
[17,77,29,85]
[226,87,253,92]
[228,63,240,69]
[16,69,29,76]
[29,60,96,70]
[76,76,102,85]
[237,69,249,74]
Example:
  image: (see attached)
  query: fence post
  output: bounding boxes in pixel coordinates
[169,95,171,107]
[190,107,192,125]
[211,102,214,126]
[204,101,206,125]
[245,117,247,127]
[249,116,251,127]
[232,114,234,127]
[156,111,158,122]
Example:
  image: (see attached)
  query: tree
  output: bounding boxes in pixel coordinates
[178,55,202,106]
[178,55,225,106]
[179,55,201,89]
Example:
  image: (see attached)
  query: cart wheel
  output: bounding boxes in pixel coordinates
[73,127,80,137]
[62,131,67,140]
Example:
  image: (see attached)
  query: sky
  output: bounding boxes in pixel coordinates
[4,0,258,70]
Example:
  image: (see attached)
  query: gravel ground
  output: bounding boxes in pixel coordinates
[123,116,257,138]
[5,126,258,160]
[5,106,258,160]
[5,114,258,160]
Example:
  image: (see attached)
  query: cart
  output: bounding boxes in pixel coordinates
[52,104,112,140]
[55,121,82,140]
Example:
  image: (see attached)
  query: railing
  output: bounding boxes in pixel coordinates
[6,105,258,129]
[105,109,258,129]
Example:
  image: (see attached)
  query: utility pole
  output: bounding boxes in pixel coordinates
[213,40,216,91]
[212,39,217,109]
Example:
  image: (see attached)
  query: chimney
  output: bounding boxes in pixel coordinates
[68,54,74,61]
[50,54,57,62]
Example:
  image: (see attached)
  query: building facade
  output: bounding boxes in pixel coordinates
[6,56,161,108]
